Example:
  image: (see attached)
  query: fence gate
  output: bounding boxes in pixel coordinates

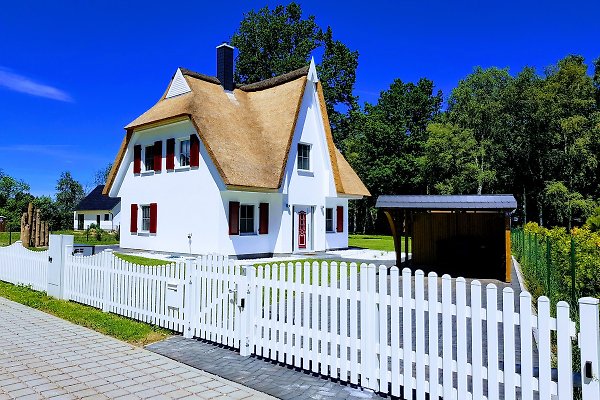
[188,255,241,349]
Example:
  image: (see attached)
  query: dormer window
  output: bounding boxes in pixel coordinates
[297,143,311,171]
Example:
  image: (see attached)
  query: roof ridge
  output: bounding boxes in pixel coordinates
[238,66,309,92]
[179,65,309,92]
[179,68,222,85]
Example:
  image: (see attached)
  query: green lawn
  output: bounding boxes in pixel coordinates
[53,230,119,245]
[114,253,174,266]
[0,281,171,346]
[0,231,21,247]
[349,234,411,252]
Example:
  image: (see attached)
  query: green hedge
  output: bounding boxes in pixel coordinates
[512,222,600,313]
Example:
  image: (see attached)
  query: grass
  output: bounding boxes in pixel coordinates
[0,280,171,346]
[53,230,119,245]
[0,231,21,246]
[349,234,411,252]
[114,253,173,266]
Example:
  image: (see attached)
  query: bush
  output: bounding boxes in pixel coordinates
[514,222,600,310]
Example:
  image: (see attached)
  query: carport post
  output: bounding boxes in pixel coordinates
[505,212,512,282]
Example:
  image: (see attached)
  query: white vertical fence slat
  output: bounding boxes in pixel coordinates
[3,249,594,400]
[456,277,468,400]
[471,280,483,400]
[503,287,516,400]
[427,272,440,400]
[556,301,573,400]
[537,297,552,400]
[339,262,349,382]
[403,268,414,400]
[390,266,401,397]
[414,270,425,400]
[349,262,359,385]
[378,264,388,392]
[441,275,453,400]
[487,284,500,400]
[519,291,534,400]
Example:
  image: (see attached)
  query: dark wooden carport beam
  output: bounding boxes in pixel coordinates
[383,210,403,268]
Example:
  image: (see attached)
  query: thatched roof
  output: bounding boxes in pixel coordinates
[104,66,369,197]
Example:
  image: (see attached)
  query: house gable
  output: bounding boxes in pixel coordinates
[165,68,191,98]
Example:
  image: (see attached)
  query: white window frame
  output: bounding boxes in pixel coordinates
[239,204,256,235]
[176,137,191,168]
[325,207,335,233]
[297,142,311,171]
[140,205,151,233]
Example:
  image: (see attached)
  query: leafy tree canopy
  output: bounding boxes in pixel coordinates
[230,2,359,144]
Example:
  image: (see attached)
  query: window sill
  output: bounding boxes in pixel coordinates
[174,166,190,172]
[297,169,314,177]
[326,230,336,234]
[141,171,154,176]
[239,232,257,236]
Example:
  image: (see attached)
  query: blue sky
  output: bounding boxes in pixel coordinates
[1,1,598,197]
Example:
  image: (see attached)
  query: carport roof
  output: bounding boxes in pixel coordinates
[375,194,517,210]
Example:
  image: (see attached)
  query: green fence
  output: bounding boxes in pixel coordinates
[511,228,578,313]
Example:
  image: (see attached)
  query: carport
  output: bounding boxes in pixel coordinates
[376,195,517,282]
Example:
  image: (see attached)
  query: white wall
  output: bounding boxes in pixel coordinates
[114,120,226,255]
[111,76,354,256]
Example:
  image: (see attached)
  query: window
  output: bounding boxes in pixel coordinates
[239,205,255,234]
[179,139,190,167]
[104,214,109,221]
[96,215,100,226]
[141,205,151,232]
[144,145,154,171]
[325,208,334,232]
[297,143,310,171]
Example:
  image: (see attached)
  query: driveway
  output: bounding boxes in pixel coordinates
[0,297,274,400]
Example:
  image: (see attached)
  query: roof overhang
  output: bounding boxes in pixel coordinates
[375,194,517,211]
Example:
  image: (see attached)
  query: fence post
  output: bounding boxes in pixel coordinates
[238,265,256,356]
[546,237,551,296]
[47,234,74,299]
[579,297,600,400]
[101,249,113,312]
[183,257,195,339]
[571,238,576,307]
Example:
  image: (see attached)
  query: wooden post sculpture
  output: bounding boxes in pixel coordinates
[19,203,50,248]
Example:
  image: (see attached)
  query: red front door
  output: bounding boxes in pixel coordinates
[298,211,306,249]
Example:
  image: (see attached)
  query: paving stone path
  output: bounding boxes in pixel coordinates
[148,337,383,400]
[0,297,274,400]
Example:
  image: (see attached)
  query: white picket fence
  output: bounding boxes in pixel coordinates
[2,240,600,399]
[64,250,188,333]
[0,241,48,291]
[248,262,578,400]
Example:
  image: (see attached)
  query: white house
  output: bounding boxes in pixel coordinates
[103,44,369,257]
[73,185,121,231]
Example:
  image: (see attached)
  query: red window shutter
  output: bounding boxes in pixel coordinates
[133,145,141,174]
[153,141,162,172]
[190,134,200,167]
[336,206,344,232]
[229,201,240,235]
[150,203,157,233]
[259,203,269,234]
[130,204,138,233]
[166,138,175,170]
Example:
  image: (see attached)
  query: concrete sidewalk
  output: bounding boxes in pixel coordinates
[0,297,275,400]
